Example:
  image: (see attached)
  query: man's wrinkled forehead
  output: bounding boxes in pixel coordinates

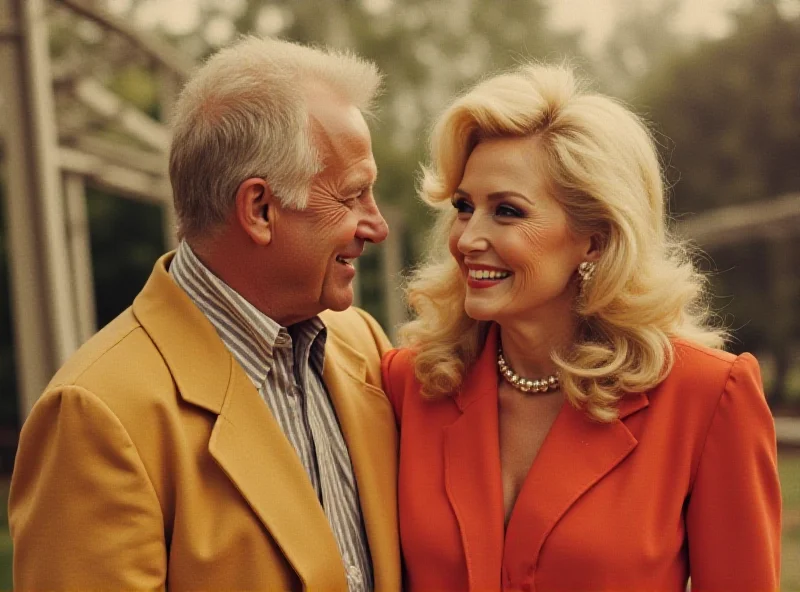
[309,106,371,157]
[303,80,369,143]
[306,112,373,195]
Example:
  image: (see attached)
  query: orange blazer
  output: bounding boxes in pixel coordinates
[382,325,781,592]
[10,253,401,591]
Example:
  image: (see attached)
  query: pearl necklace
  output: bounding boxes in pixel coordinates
[497,348,560,393]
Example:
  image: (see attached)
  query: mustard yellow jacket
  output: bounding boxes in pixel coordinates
[10,253,400,591]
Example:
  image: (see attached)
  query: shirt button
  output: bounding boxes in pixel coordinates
[288,385,302,398]
[274,333,290,347]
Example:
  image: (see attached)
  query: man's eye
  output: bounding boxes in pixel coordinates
[496,204,523,217]
[452,198,473,214]
[343,189,368,206]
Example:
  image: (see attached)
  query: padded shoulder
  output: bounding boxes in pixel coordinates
[320,307,391,355]
[48,307,142,389]
[321,307,393,389]
[666,339,742,398]
[381,348,416,421]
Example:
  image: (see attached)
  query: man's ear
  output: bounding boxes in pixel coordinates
[235,178,274,246]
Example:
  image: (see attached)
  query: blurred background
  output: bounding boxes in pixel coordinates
[1,0,798,588]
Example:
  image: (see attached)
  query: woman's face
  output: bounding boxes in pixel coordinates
[448,135,592,326]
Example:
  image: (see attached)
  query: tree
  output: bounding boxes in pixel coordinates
[634,1,800,405]
[637,1,800,214]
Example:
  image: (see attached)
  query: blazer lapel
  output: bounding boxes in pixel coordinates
[502,392,648,584]
[209,361,347,589]
[444,326,505,591]
[322,332,401,591]
[133,253,347,589]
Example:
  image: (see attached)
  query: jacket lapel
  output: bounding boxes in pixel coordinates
[443,326,505,591]
[502,391,648,583]
[133,253,347,589]
[209,360,347,589]
[322,332,401,591]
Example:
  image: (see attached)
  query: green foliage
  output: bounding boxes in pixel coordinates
[592,0,690,96]
[637,2,800,214]
[779,451,800,590]
[86,189,165,328]
[0,182,18,436]
[108,66,161,120]
[632,1,800,402]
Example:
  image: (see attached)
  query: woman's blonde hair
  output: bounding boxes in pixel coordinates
[400,63,725,422]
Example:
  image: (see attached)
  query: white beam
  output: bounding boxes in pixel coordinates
[63,173,97,344]
[71,134,168,176]
[0,0,80,417]
[54,0,193,79]
[158,67,179,249]
[73,77,170,152]
[678,193,800,248]
[58,147,171,205]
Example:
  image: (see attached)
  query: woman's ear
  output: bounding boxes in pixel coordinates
[583,232,603,262]
[235,178,274,246]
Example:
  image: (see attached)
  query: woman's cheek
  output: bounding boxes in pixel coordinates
[448,222,464,260]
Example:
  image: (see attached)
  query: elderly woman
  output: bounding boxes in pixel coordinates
[382,64,781,592]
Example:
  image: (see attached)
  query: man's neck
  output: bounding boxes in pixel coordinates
[186,237,318,327]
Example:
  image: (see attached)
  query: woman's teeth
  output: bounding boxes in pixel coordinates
[468,269,510,280]
[336,256,354,265]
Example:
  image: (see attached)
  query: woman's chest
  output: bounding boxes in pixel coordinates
[396,395,697,591]
[498,390,563,525]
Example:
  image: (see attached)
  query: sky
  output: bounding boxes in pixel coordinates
[546,0,751,53]
[106,0,796,56]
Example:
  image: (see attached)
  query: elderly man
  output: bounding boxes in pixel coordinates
[10,37,399,591]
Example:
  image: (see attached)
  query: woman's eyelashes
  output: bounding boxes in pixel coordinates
[452,197,474,215]
[495,204,524,218]
[451,197,524,219]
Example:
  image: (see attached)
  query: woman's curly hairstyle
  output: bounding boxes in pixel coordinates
[399,63,725,422]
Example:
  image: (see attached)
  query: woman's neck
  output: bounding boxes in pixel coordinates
[497,314,579,380]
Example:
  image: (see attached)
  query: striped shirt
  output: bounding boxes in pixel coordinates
[170,241,372,591]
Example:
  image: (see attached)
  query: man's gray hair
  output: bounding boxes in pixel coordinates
[169,36,383,240]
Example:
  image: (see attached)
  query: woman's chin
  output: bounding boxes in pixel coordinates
[463,302,499,322]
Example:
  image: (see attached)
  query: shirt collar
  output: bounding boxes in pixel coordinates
[169,240,326,389]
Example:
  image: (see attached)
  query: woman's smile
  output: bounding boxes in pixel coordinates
[466,264,513,288]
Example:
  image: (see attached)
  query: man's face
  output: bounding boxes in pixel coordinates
[270,98,388,322]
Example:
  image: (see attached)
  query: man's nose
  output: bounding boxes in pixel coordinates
[358,194,389,244]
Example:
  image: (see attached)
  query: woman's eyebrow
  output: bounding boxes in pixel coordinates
[454,188,531,203]
[487,191,532,203]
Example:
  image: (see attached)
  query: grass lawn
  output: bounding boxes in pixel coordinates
[781,449,800,591]
[0,450,797,590]
[0,478,9,591]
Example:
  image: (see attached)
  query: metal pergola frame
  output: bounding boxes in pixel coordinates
[0,0,186,418]
[0,0,409,422]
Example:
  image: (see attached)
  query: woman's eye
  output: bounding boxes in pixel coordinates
[452,198,474,214]
[496,204,523,218]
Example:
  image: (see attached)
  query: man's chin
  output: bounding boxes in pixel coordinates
[322,290,354,312]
